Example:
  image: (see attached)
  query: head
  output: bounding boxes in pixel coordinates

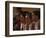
[19,13,25,23]
[24,11,32,24]
[32,11,40,21]
[16,15,20,21]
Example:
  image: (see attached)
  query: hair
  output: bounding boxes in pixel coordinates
[24,11,32,16]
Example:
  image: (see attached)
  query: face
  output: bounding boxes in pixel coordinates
[35,16,39,21]
[32,14,39,21]
[32,14,36,21]
[16,15,20,21]
[25,15,31,24]
[20,14,25,23]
